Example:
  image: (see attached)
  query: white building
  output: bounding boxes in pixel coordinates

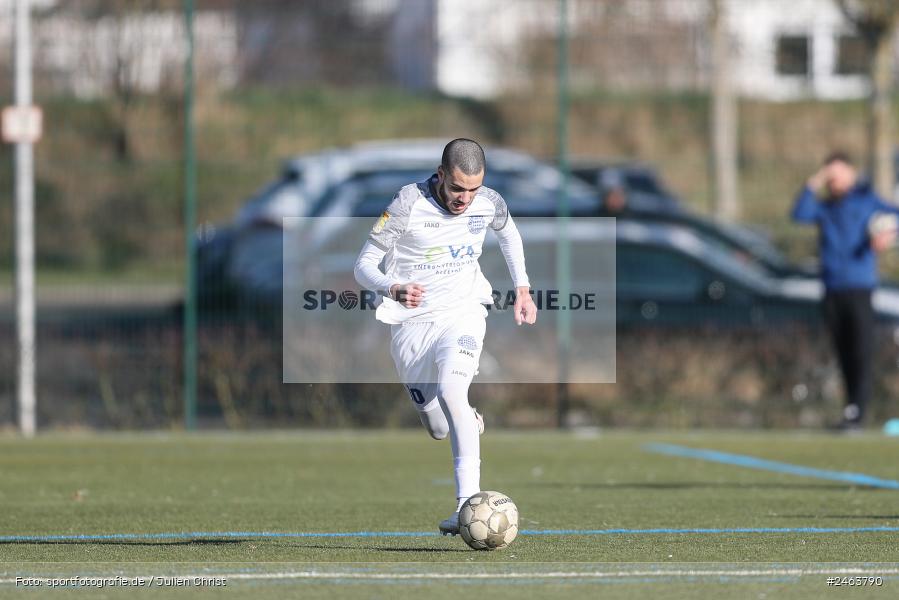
[0,0,885,101]
[422,0,882,101]
[727,0,870,100]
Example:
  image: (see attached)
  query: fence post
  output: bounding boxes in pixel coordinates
[183,0,197,431]
[13,0,36,438]
[556,0,571,429]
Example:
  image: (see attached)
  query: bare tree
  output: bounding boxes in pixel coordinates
[836,0,899,199]
[235,0,392,87]
[709,0,739,221]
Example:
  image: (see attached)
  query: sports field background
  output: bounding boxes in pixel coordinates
[5,2,899,598]
[4,0,899,429]
[2,431,898,597]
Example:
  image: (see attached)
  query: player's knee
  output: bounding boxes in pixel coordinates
[419,408,449,440]
[427,422,449,440]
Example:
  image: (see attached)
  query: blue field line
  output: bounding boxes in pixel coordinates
[644,442,899,490]
[0,531,439,543]
[3,525,899,544]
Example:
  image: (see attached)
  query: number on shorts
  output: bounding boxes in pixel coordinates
[407,387,426,405]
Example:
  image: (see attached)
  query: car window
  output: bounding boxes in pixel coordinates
[236,178,305,226]
[349,169,433,217]
[479,231,616,296]
[617,245,707,298]
[487,171,599,215]
[684,224,780,281]
[623,172,663,195]
[353,192,394,217]
[632,212,789,278]
[339,168,601,217]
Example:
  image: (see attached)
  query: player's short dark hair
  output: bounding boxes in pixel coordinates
[823,150,853,166]
[441,138,486,176]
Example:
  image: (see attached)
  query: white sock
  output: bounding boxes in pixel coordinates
[437,376,480,503]
[454,456,481,506]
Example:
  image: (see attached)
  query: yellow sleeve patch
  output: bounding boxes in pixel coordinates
[372,211,390,234]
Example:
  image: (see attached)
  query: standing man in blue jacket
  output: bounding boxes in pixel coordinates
[792,151,898,430]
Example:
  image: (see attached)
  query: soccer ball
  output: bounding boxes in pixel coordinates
[459,491,519,550]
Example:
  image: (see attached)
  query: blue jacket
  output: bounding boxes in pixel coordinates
[791,181,898,291]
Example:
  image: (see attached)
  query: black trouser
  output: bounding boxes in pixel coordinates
[822,289,874,422]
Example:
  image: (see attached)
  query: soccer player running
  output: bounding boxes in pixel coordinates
[354,138,537,534]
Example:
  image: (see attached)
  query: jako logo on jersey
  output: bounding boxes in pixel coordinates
[302,290,377,310]
[468,215,486,234]
[424,244,476,262]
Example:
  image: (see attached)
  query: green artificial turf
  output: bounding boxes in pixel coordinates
[1,431,897,598]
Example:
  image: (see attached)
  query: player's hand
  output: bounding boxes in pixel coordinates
[390,283,426,308]
[513,286,537,325]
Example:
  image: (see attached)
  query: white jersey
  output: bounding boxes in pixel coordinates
[367,175,523,324]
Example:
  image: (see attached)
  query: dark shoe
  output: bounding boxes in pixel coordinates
[439,512,460,536]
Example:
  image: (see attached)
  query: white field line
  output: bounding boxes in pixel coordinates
[2,566,898,584]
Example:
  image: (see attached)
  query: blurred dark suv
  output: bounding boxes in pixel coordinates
[570,158,814,279]
[195,140,599,311]
[195,142,894,327]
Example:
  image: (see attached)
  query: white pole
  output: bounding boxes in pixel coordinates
[14,0,36,438]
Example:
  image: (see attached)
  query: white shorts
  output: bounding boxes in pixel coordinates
[390,311,486,412]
